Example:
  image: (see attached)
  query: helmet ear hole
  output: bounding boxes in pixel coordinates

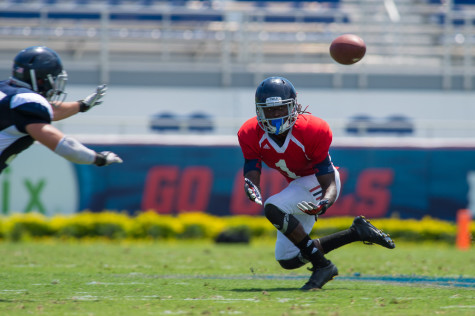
[37,79,46,93]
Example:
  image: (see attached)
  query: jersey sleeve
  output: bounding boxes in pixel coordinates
[10,93,53,133]
[237,118,262,161]
[305,116,333,164]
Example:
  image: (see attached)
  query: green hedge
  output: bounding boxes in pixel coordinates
[0,211,473,244]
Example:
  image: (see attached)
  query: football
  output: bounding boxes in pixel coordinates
[329,34,366,65]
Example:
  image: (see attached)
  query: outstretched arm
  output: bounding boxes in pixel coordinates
[52,84,107,121]
[52,101,81,121]
[26,123,122,166]
[26,122,64,150]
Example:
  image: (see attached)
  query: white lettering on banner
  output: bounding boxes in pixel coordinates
[467,171,475,217]
[0,143,78,215]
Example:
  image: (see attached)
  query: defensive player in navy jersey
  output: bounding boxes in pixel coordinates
[238,77,395,291]
[0,46,122,173]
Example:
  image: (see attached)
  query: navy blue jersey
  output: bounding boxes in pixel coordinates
[0,80,53,173]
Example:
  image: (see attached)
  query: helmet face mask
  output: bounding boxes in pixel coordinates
[255,77,299,135]
[11,46,68,104]
[44,71,68,104]
[256,97,298,135]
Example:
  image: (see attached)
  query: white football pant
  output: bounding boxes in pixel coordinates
[264,170,341,261]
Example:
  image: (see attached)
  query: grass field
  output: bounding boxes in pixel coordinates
[0,239,473,315]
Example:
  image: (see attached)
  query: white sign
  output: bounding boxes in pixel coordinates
[0,143,78,216]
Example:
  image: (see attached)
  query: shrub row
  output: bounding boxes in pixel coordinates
[0,211,472,243]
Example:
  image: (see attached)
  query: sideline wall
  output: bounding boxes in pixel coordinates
[2,137,475,221]
[56,86,475,137]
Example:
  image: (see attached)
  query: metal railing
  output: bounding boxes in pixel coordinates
[53,115,475,138]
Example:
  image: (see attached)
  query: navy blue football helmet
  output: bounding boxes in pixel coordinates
[11,46,68,103]
[255,76,300,135]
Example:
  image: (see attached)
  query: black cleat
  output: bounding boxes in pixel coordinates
[351,216,395,249]
[300,261,338,291]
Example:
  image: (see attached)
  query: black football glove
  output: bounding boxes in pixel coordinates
[94,151,123,166]
[79,84,107,112]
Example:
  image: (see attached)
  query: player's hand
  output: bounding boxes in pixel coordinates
[79,84,107,112]
[244,178,262,205]
[94,151,123,166]
[297,199,329,216]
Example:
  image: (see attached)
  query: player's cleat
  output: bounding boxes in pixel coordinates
[351,216,395,249]
[300,261,338,291]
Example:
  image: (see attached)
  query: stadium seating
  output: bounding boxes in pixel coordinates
[2,0,474,137]
[454,0,475,4]
[149,112,214,133]
[345,115,414,136]
[149,112,181,132]
[0,0,473,93]
[187,112,214,132]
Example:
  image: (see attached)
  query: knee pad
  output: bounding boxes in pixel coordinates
[264,204,300,235]
[278,254,309,270]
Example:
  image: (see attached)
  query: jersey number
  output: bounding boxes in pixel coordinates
[275,159,298,179]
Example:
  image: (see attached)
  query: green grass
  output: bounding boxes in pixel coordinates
[0,239,473,315]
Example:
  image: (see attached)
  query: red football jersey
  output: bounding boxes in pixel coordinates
[238,114,333,183]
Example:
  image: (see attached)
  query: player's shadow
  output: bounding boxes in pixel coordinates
[231,287,300,292]
[230,285,352,293]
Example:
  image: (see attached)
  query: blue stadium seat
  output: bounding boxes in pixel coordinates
[6,0,28,4]
[110,13,163,22]
[304,15,349,23]
[0,1,345,25]
[108,12,222,23]
[0,11,41,18]
[235,0,341,9]
[42,0,58,5]
[187,112,214,132]
[140,0,155,6]
[75,0,91,5]
[46,11,101,20]
[150,113,181,132]
[234,0,340,3]
[170,13,223,22]
[251,13,349,24]
[454,0,475,4]
[345,114,414,135]
[430,1,475,26]
[149,112,214,132]
[432,12,475,26]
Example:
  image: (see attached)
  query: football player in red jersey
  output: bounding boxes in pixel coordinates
[238,77,395,290]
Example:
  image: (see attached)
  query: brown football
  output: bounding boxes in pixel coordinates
[329,34,366,65]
